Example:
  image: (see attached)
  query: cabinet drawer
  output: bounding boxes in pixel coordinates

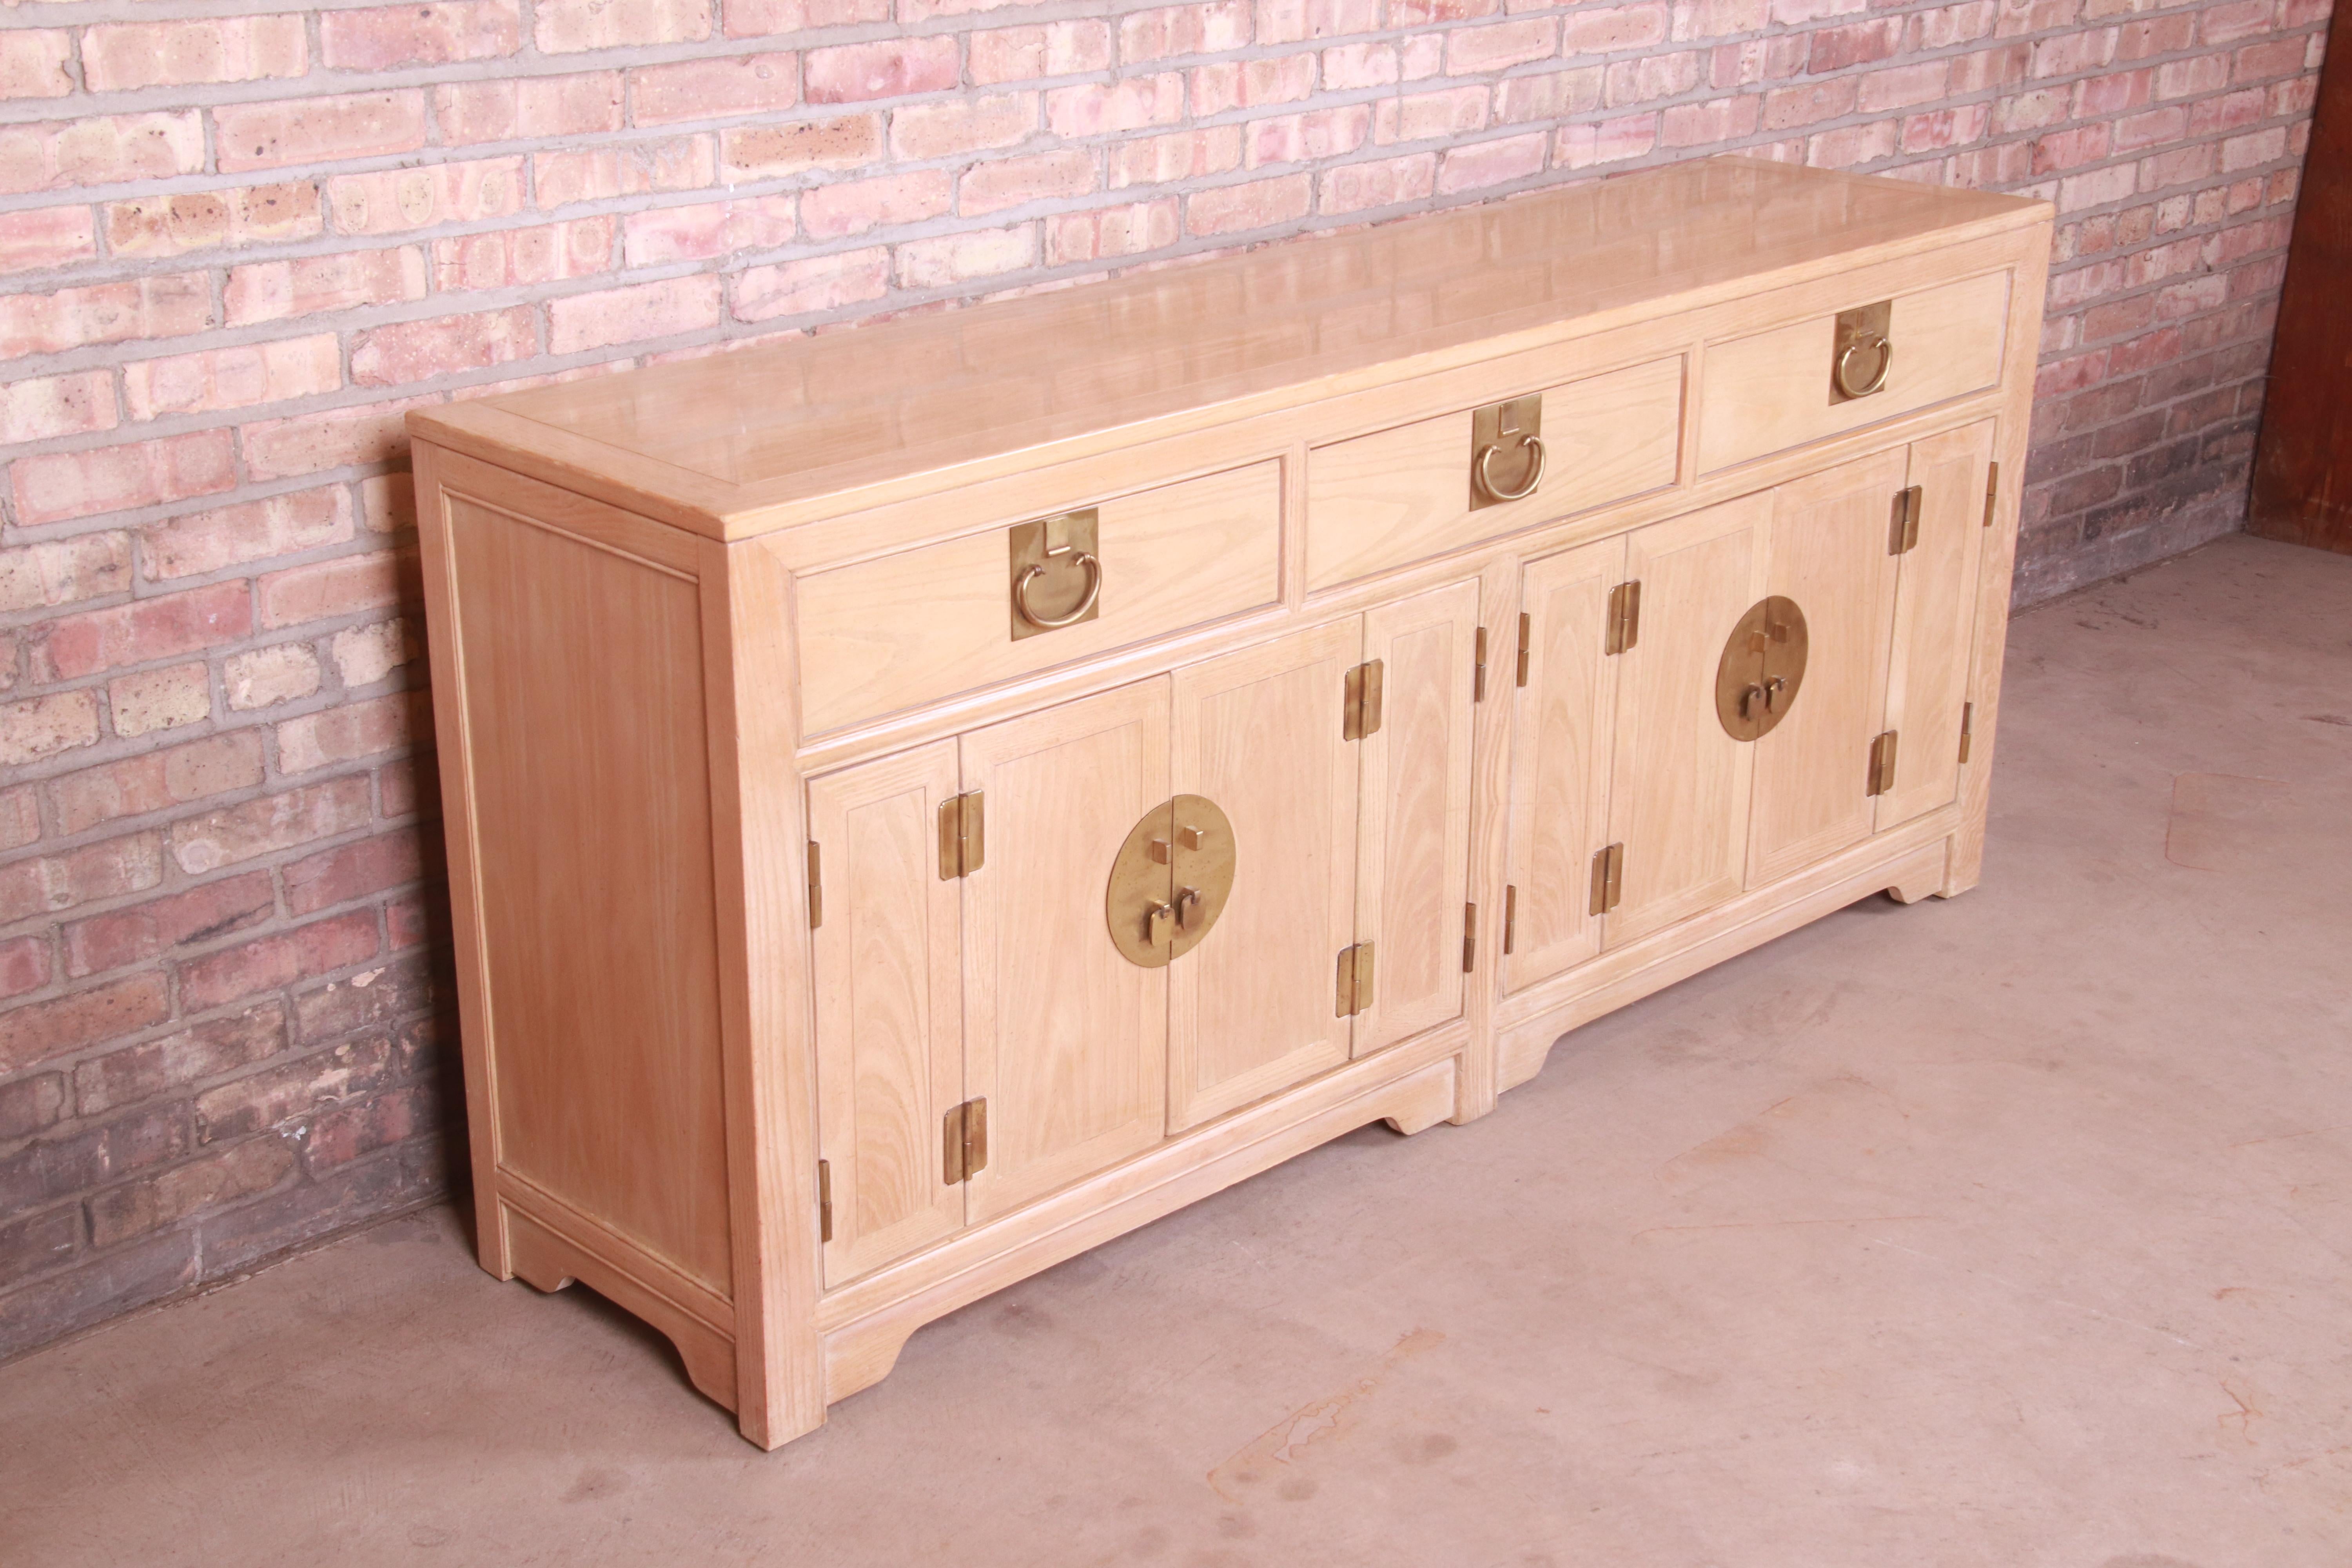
[1305,356,1683,593]
[1697,270,2011,474]
[796,462,1281,735]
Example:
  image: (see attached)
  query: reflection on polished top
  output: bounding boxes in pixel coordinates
[410,156,2043,531]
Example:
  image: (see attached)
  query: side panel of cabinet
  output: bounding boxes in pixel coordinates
[1503,537,1624,991]
[807,743,967,1287]
[1167,622,1361,1129]
[1354,579,1480,1056]
[960,682,1171,1222]
[1604,494,1771,948]
[1746,448,1906,887]
[1877,420,1994,831]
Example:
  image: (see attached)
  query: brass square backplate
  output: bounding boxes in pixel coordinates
[1468,393,1544,510]
[1008,508,1102,640]
[1829,300,1893,404]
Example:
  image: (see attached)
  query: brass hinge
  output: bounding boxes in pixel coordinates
[1472,626,1488,702]
[817,1158,832,1243]
[1335,942,1376,1018]
[1343,659,1385,740]
[1867,729,1900,796]
[1604,581,1641,655]
[1502,884,1517,955]
[1889,485,1922,554]
[1461,902,1477,973]
[806,842,823,929]
[1515,611,1532,686]
[937,791,985,879]
[1957,701,1974,764]
[1588,842,1624,916]
[1983,461,2000,528]
[941,1097,989,1185]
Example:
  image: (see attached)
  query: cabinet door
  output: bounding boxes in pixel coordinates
[1877,420,1993,831]
[1167,622,1361,1130]
[1354,579,1480,1055]
[961,681,1171,1221]
[1746,448,1906,886]
[1605,493,1771,948]
[807,742,967,1287]
[1504,538,1624,991]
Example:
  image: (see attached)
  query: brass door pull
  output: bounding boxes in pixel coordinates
[1834,333,1893,398]
[1013,548,1101,630]
[1174,886,1201,931]
[1474,432,1547,503]
[1716,595,1810,741]
[1107,795,1236,967]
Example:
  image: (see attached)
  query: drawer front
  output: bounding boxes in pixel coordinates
[1305,356,1683,593]
[797,461,1281,735]
[1697,270,2011,474]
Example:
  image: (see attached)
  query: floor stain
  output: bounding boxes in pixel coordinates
[1205,1327,1444,1504]
[2165,773,2295,873]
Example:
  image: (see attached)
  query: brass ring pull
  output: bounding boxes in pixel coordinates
[1473,433,1546,503]
[1833,332,1893,399]
[1013,549,1102,631]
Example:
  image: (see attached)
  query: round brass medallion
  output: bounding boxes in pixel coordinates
[1105,794,1236,967]
[1714,595,1809,742]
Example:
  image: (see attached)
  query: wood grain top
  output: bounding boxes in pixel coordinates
[410,157,2046,539]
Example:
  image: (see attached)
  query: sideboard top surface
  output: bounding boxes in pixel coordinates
[409,157,2045,538]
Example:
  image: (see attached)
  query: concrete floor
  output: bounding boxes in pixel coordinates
[4,533,2349,1568]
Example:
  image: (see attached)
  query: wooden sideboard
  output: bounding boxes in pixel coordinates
[409,156,2053,1450]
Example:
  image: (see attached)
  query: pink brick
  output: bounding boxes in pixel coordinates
[258,548,417,630]
[121,336,342,423]
[1603,51,1702,111]
[1246,105,1372,169]
[1392,0,1499,20]
[731,247,891,322]
[725,0,891,33]
[1764,78,1858,131]
[2189,86,2268,140]
[1109,126,1244,187]
[49,732,267,837]
[0,937,49,1003]
[799,170,953,239]
[327,158,526,237]
[82,17,307,92]
[1043,199,1181,264]
[0,206,96,274]
[0,113,205,196]
[12,431,237,528]
[1256,0,1380,42]
[180,913,380,1012]
[169,782,372,878]
[548,275,722,354]
[1902,103,1991,153]
[432,219,614,289]
[0,788,38,852]
[537,0,713,51]
[105,184,323,260]
[2116,13,2194,60]
[2113,105,2188,154]
[1436,132,1547,194]
[631,51,800,125]
[969,21,1114,82]
[1672,0,1769,38]
[2200,0,2276,44]
[350,308,536,388]
[621,196,797,265]
[1120,2,1252,62]
[538,135,719,205]
[1661,94,1760,147]
[1382,85,1493,141]
[0,533,131,616]
[1557,112,1659,169]
[1858,60,1947,112]
[242,399,437,482]
[0,691,102,768]
[1444,18,1557,74]
[2155,53,2229,100]
[1046,75,1187,137]
[889,93,1038,160]
[0,272,211,359]
[321,1,522,70]
[32,581,253,683]
[1319,152,1437,214]
[719,118,880,180]
[806,36,959,103]
[2032,123,2111,174]
[2057,161,2138,212]
[893,224,1038,287]
[1563,5,1668,52]
[285,832,427,916]
[435,74,623,145]
[0,973,169,1076]
[961,151,1099,214]
[0,834,163,926]
[2221,125,2288,172]
[216,93,430,174]
[1808,17,1905,71]
[278,692,429,775]
[1321,42,1399,90]
[1185,173,1313,236]
[0,31,74,100]
[108,663,212,739]
[226,249,429,327]
[0,371,116,445]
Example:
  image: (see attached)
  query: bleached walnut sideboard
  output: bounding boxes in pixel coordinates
[409,156,2053,1449]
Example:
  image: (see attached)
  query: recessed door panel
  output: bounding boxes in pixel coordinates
[1878,421,1994,831]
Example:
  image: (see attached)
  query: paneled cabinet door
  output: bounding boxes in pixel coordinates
[960,681,1172,1223]
[807,741,968,1288]
[1352,580,1481,1055]
[1168,622,1362,1131]
[1504,539,1624,992]
[1877,420,1994,831]
[1604,493,1773,948]
[1745,448,1907,886]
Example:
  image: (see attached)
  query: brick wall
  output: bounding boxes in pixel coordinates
[0,0,2330,1359]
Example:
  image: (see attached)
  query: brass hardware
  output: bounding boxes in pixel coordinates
[1714,595,1809,742]
[1461,902,1477,974]
[1343,659,1385,741]
[1335,942,1376,1018]
[1984,461,2000,528]
[1469,393,1545,508]
[1830,300,1893,402]
[1868,729,1900,797]
[1605,581,1641,656]
[1503,884,1517,954]
[806,842,822,929]
[1958,701,1974,764]
[1106,794,1236,967]
[818,1158,832,1243]
[1008,508,1102,639]
[1473,626,1488,702]
[937,791,984,880]
[942,1098,989,1184]
[1515,612,1532,686]
[1889,485,1922,555]
[1588,843,1624,917]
